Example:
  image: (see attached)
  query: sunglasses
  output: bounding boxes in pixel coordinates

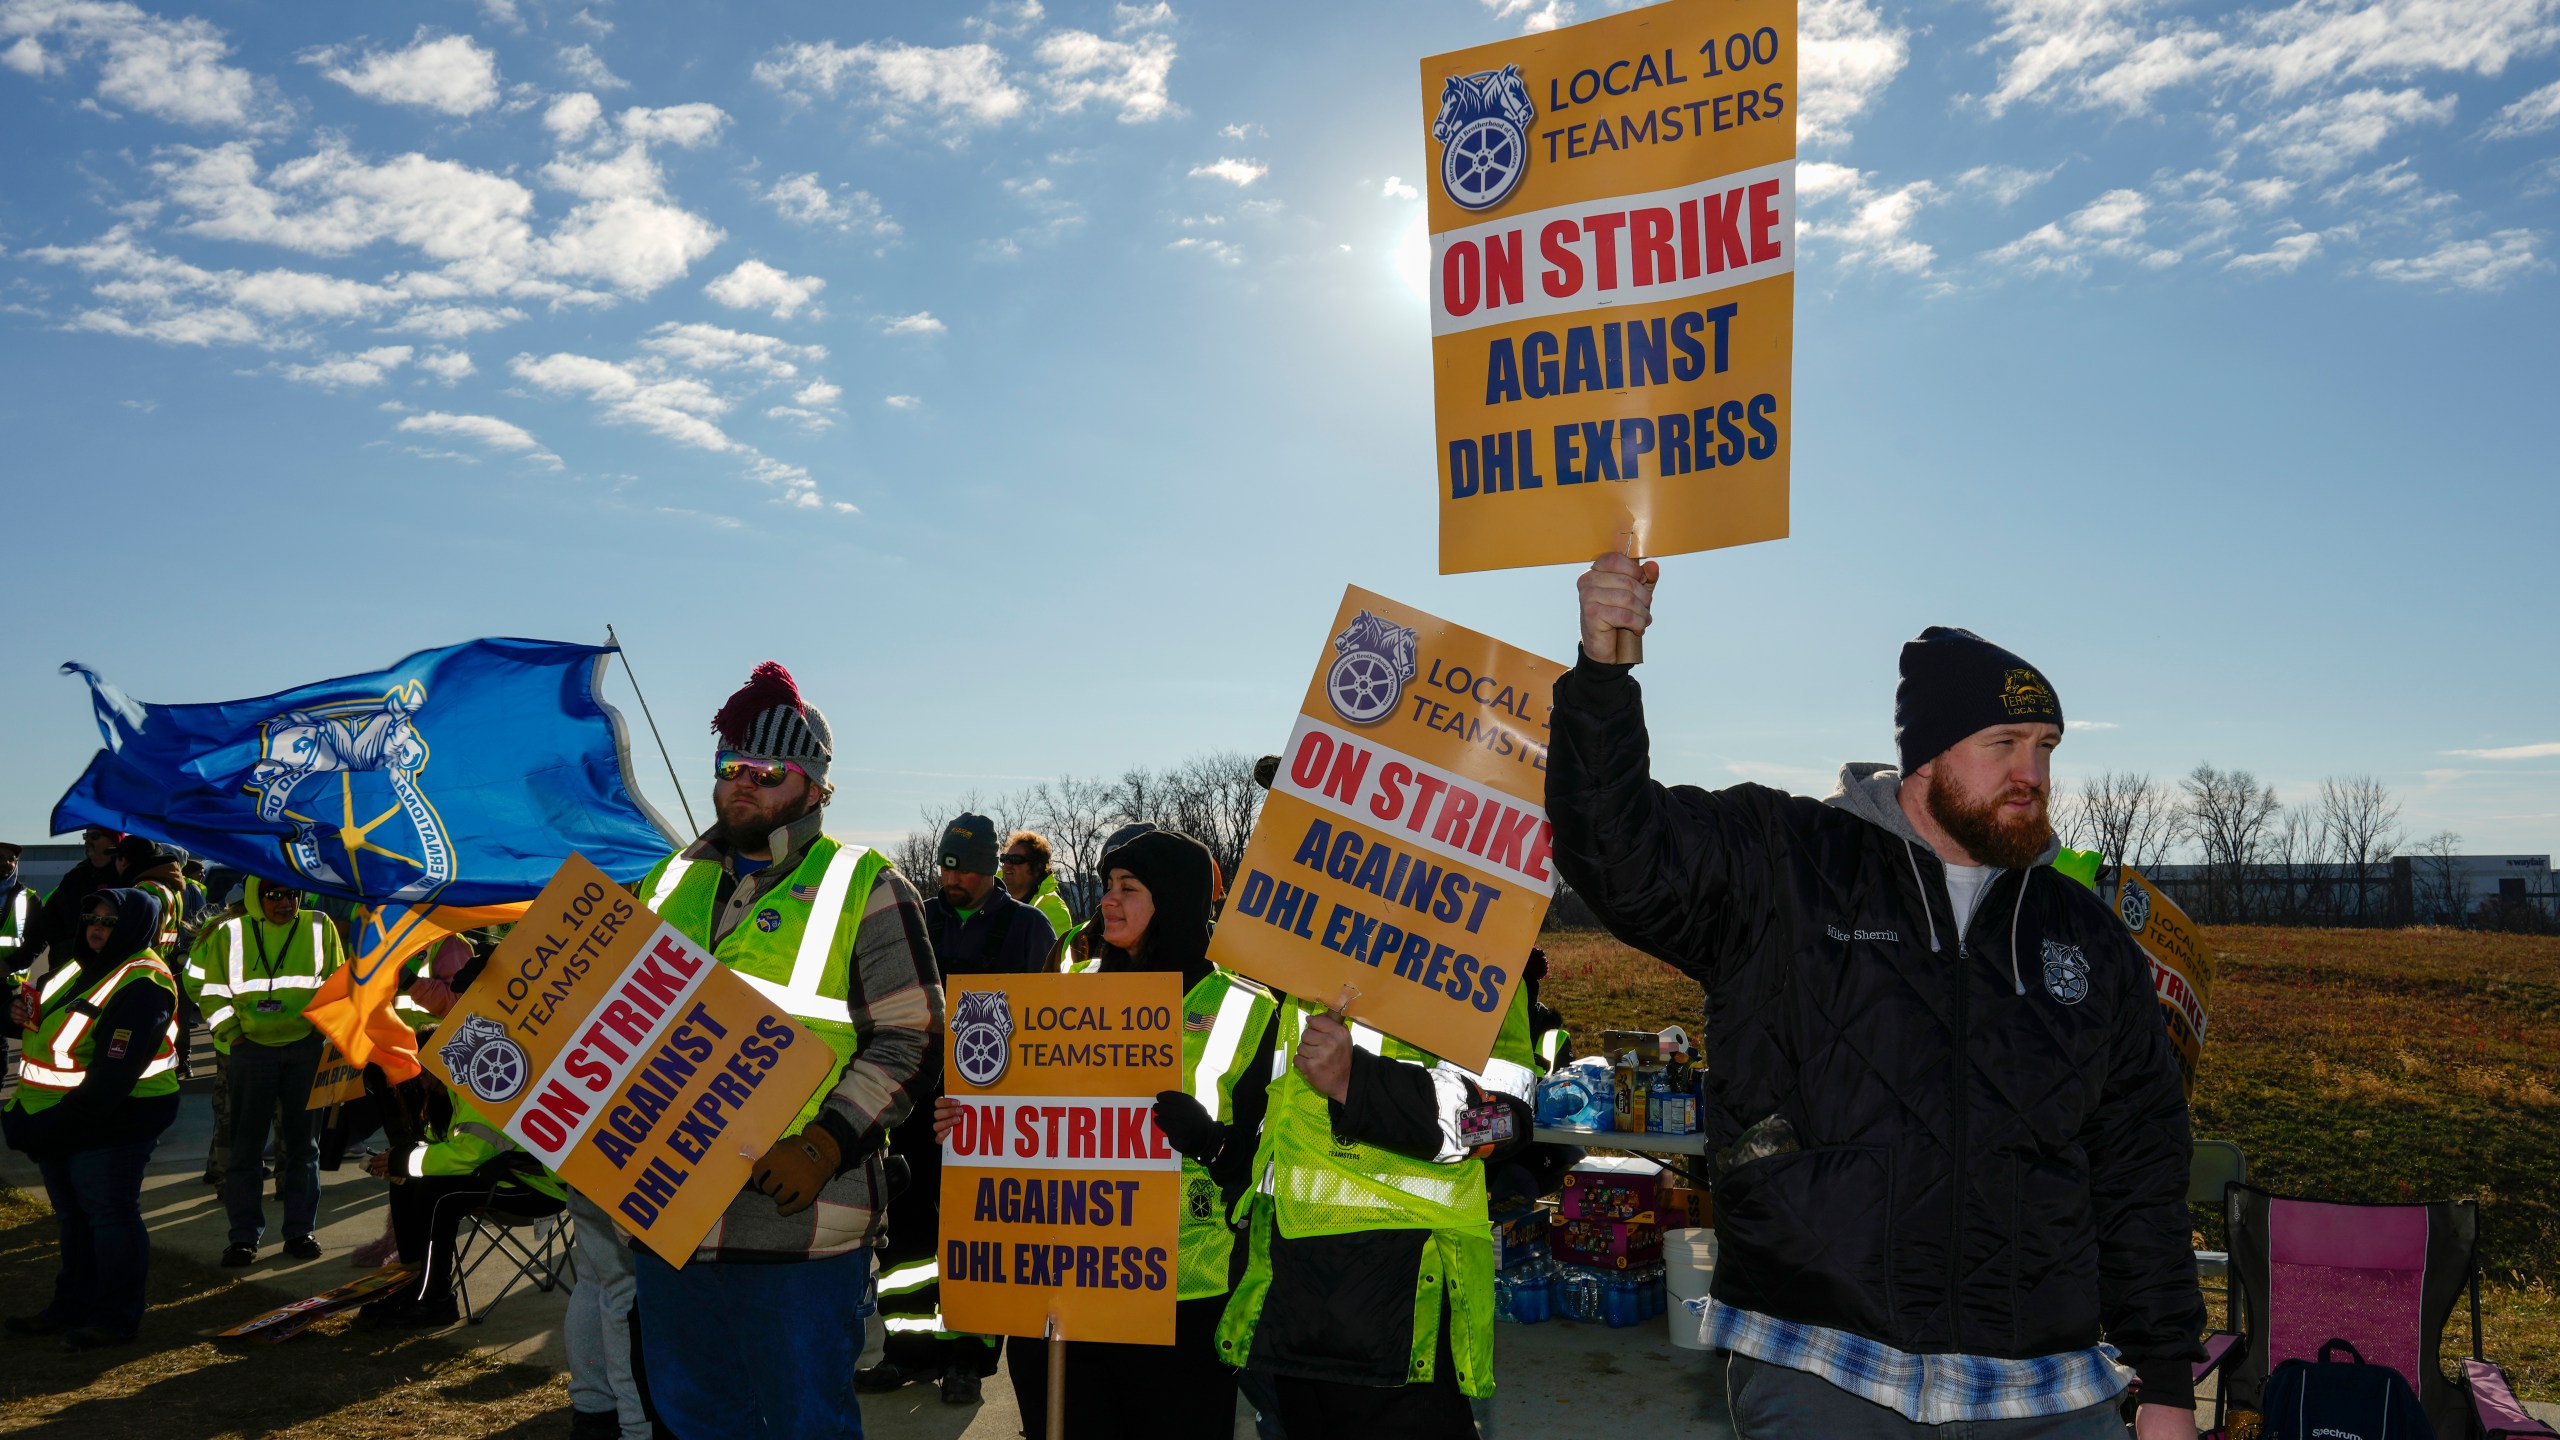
[1000,854,1034,867]
[714,751,808,788]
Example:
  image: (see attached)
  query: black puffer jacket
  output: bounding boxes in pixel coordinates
[1546,656,2204,1404]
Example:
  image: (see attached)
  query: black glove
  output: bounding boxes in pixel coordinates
[1152,1090,1224,1162]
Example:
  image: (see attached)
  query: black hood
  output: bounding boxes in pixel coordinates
[1096,829,1216,985]
[76,887,163,966]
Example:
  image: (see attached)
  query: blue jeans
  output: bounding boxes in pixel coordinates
[635,1248,873,1439]
[35,1136,161,1338]
[1727,1355,2130,1439]
[223,1034,323,1246]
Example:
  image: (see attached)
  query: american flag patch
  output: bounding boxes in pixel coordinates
[790,885,820,903]
[105,1029,132,1059]
[1184,1013,1215,1032]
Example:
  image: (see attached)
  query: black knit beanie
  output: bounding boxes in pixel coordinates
[1894,627,2064,774]
[1096,829,1215,979]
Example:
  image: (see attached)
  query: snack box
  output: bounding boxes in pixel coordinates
[1612,1063,1663,1132]
[1560,1156,1664,1223]
[1552,1216,1663,1270]
[1657,1184,1712,1228]
[1489,1197,1550,1270]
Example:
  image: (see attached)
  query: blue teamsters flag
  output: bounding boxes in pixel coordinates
[53,637,680,907]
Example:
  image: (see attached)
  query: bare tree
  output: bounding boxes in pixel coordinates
[2318,775,2401,924]
[2180,763,2281,922]
[1027,775,1115,911]
[2265,803,2321,924]
[892,828,940,888]
[2063,771,2180,872]
[2413,830,2466,925]
[1162,751,1265,886]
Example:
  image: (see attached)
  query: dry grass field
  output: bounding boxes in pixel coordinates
[1536,923,2560,1401]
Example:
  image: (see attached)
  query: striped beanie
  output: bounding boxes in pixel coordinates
[711,661,832,787]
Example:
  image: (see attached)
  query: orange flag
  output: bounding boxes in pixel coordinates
[303,901,529,1081]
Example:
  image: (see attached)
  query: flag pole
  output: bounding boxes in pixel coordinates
[606,624,700,837]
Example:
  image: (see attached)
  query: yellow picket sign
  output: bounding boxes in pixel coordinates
[1422,0,1797,573]
[1208,587,1565,1071]
[304,1042,368,1112]
[423,854,837,1266]
[2116,865,2215,1097]
[939,973,1183,1346]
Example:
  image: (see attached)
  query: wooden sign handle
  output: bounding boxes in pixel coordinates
[1045,1316,1065,1440]
[1614,535,1645,665]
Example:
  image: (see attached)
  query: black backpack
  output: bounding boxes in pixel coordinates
[2261,1339,2434,1440]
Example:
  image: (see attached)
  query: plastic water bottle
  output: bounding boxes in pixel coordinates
[1561,1266,1604,1323]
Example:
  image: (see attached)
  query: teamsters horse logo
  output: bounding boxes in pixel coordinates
[2117,881,2152,934]
[951,990,1015,1088]
[1432,64,1535,212]
[2041,940,2091,1006]
[1326,611,1420,726]
[243,679,454,903]
[439,1014,531,1103]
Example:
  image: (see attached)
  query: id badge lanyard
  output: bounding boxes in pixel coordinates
[248,916,302,1014]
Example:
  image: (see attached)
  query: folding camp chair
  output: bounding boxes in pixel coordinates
[452,1199,574,1324]
[2189,1139,2247,1280]
[2192,1182,2557,1440]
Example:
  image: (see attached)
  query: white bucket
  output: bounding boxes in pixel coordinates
[1664,1226,1717,1351]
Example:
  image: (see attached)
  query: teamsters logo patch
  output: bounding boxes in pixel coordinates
[1325,610,1420,726]
[1431,63,1535,212]
[2041,940,2091,1005]
[2117,882,2151,934]
[439,1014,531,1103]
[2000,668,2057,718]
[951,990,1015,1088]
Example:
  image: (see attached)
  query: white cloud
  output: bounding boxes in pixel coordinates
[754,39,1027,125]
[1799,163,1938,272]
[2484,75,2560,137]
[794,380,842,406]
[762,172,901,235]
[397,409,557,465]
[879,310,946,335]
[1954,163,2060,205]
[543,90,602,139]
[512,349,735,450]
[3,33,51,74]
[415,348,474,381]
[703,259,826,318]
[639,321,825,380]
[1798,0,1909,147]
[1219,121,1262,140]
[764,404,832,432]
[1189,156,1265,186]
[386,304,523,337]
[2447,741,2560,759]
[306,29,500,116]
[1168,235,1240,265]
[1381,176,1418,200]
[0,0,282,129]
[1037,30,1175,122]
[1113,2,1174,30]
[884,393,921,409]
[967,1,1046,39]
[20,226,425,344]
[556,42,625,90]
[2243,87,2455,178]
[1986,187,2183,275]
[2227,231,2323,271]
[1479,0,1572,33]
[282,344,413,387]
[619,102,727,148]
[2367,229,2549,289]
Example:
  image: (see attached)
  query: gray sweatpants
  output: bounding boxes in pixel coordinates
[565,1192,650,1438]
[1727,1355,2131,1439]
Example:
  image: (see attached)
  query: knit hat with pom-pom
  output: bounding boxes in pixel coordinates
[711,661,832,786]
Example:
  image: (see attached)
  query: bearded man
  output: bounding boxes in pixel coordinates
[1547,554,2203,1440]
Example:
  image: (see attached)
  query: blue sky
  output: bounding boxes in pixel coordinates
[3,0,2555,861]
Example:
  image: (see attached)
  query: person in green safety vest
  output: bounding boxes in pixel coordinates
[359,948,568,1328]
[628,660,943,1440]
[937,828,1279,1440]
[1,886,182,1350]
[1000,829,1077,940]
[185,874,345,1267]
[1212,958,1541,1437]
[0,844,37,977]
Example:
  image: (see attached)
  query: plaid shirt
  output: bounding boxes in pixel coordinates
[1701,1300,2130,1423]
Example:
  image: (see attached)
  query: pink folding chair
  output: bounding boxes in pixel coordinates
[2190,1183,2555,1439]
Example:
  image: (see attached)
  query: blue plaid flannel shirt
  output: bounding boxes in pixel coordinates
[1701,1300,2130,1423]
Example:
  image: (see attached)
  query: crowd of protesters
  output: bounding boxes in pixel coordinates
[0,559,2207,1440]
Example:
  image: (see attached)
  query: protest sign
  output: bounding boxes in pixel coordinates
[305,1042,367,1111]
[423,854,836,1266]
[938,972,1182,1346]
[2116,866,2214,1096]
[1208,587,1565,1070]
[1422,0,1797,574]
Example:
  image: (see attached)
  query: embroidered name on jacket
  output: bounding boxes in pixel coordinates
[1825,924,1901,943]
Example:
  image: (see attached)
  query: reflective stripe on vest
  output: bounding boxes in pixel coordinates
[646,857,695,913]
[1171,970,1277,1301]
[0,889,31,952]
[227,914,326,991]
[1192,981,1266,1124]
[17,955,181,1093]
[733,843,868,1022]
